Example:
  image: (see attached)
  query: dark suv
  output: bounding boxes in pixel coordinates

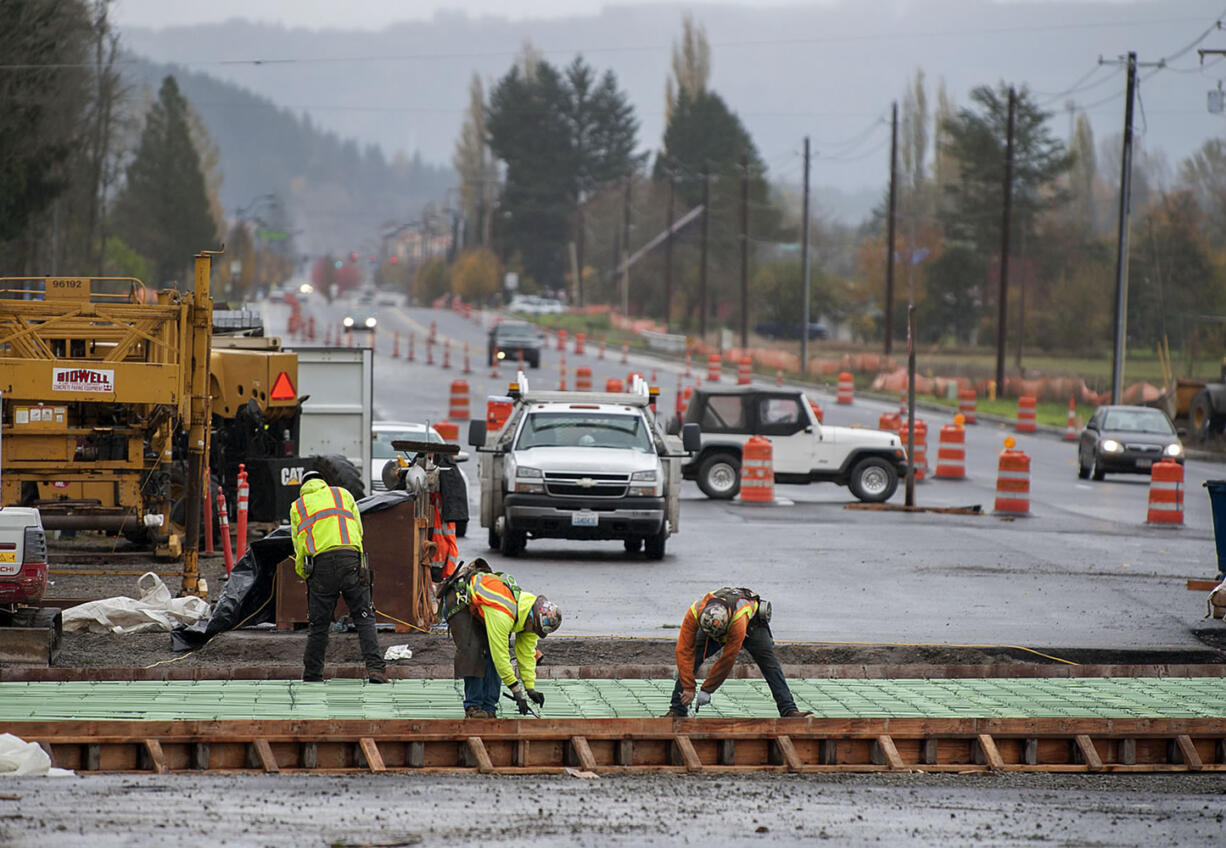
[488,320,542,368]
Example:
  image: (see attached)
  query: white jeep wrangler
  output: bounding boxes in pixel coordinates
[679,386,907,502]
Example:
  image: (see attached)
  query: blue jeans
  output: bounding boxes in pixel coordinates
[670,623,797,716]
[463,652,502,713]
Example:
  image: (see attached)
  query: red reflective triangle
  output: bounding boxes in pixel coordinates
[270,371,297,401]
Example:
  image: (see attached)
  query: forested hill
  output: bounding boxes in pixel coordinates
[122,56,454,254]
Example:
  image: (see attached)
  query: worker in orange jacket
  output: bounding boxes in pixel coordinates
[666,586,811,718]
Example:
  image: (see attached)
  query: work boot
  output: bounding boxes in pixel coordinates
[661,708,688,718]
[465,706,495,719]
[302,675,324,683]
[366,670,390,684]
[781,709,813,718]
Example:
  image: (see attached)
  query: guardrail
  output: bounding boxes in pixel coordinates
[639,329,687,354]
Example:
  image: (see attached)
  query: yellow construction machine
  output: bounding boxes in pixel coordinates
[0,253,215,595]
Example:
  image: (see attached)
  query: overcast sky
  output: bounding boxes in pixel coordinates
[111,0,847,30]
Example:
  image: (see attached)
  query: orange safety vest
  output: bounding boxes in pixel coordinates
[430,493,459,579]
[467,573,518,622]
[688,594,757,643]
[293,485,361,556]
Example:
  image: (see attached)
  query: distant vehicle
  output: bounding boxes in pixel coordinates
[680,386,905,502]
[755,321,828,340]
[376,290,405,308]
[509,295,566,316]
[1078,405,1184,481]
[371,421,469,536]
[268,288,286,304]
[489,320,542,368]
[343,311,377,332]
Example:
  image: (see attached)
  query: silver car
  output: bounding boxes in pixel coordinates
[370,421,471,536]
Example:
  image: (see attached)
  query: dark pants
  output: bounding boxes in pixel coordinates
[303,549,384,680]
[462,652,502,713]
[669,623,797,716]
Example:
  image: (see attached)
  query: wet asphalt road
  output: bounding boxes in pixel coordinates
[279,299,1221,652]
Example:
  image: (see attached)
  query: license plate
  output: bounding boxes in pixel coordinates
[571,511,599,527]
[0,552,15,563]
[1137,459,1153,470]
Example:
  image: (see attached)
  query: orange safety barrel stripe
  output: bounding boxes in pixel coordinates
[470,574,517,621]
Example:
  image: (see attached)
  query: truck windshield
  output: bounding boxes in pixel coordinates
[516,412,653,452]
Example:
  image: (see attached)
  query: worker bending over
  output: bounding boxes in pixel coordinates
[667,586,810,718]
[290,470,387,684]
[440,560,562,718]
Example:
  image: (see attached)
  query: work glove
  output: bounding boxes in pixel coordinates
[527,688,545,708]
[508,681,532,715]
[679,689,696,707]
[695,690,712,708]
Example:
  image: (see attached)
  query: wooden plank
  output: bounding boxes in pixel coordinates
[672,735,703,772]
[1175,735,1204,771]
[251,738,279,773]
[774,735,802,773]
[570,736,598,772]
[975,734,1004,770]
[819,739,838,765]
[406,741,424,769]
[1074,735,1103,771]
[617,739,634,767]
[358,738,386,773]
[143,739,168,774]
[873,734,905,770]
[1187,579,1219,591]
[465,737,495,774]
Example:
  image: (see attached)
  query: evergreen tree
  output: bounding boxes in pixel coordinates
[111,75,218,286]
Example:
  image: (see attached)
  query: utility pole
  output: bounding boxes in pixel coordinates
[664,161,675,331]
[700,163,710,342]
[1110,51,1138,403]
[740,152,750,349]
[623,174,632,316]
[905,304,916,508]
[800,137,812,372]
[995,86,1016,395]
[885,101,898,357]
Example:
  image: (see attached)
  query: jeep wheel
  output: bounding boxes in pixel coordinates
[644,528,667,560]
[848,457,898,503]
[500,528,526,557]
[697,452,741,500]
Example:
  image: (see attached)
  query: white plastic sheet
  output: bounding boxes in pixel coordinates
[0,734,74,777]
[62,572,211,635]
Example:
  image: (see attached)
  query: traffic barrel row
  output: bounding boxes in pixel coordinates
[836,371,854,404]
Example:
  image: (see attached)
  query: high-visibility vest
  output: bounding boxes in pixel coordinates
[291,483,362,557]
[468,573,519,622]
[430,493,459,580]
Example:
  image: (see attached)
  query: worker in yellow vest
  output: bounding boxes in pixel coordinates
[665,586,811,718]
[290,470,387,684]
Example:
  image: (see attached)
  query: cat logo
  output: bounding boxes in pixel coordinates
[281,466,306,487]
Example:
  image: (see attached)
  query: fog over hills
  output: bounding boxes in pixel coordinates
[121,1,1226,228]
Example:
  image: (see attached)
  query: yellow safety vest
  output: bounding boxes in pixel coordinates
[290,480,363,577]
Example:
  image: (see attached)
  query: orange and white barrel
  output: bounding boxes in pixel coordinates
[575,366,593,392]
[1065,396,1077,441]
[879,412,901,431]
[994,441,1030,515]
[737,357,752,385]
[434,421,459,442]
[448,380,470,424]
[958,389,977,424]
[707,354,722,382]
[557,329,567,351]
[934,419,966,479]
[738,436,774,504]
[574,332,586,355]
[836,371,854,404]
[809,399,824,424]
[558,352,568,391]
[1016,396,1037,433]
[1146,459,1184,526]
[679,385,694,417]
[606,378,624,393]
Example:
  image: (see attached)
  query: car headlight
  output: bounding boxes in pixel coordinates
[365,316,377,328]
[1101,439,1123,453]
[1166,443,1183,457]
[630,470,658,482]
[343,316,354,327]
[629,469,661,496]
[497,350,506,360]
[514,466,544,493]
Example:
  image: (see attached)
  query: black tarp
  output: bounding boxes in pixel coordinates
[170,491,415,651]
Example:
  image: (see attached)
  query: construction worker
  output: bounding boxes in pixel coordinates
[438,559,561,718]
[666,586,811,718]
[290,470,388,684]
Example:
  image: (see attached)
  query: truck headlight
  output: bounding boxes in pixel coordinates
[1101,439,1123,453]
[343,316,354,328]
[629,469,661,497]
[1166,443,1183,457]
[365,316,377,328]
[514,466,544,493]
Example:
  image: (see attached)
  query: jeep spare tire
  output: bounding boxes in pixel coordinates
[847,456,898,503]
[697,451,741,500]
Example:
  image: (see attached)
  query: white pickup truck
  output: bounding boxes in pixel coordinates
[679,385,907,502]
[468,375,700,559]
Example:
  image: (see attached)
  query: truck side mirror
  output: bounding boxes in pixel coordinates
[467,419,487,447]
[682,423,702,453]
